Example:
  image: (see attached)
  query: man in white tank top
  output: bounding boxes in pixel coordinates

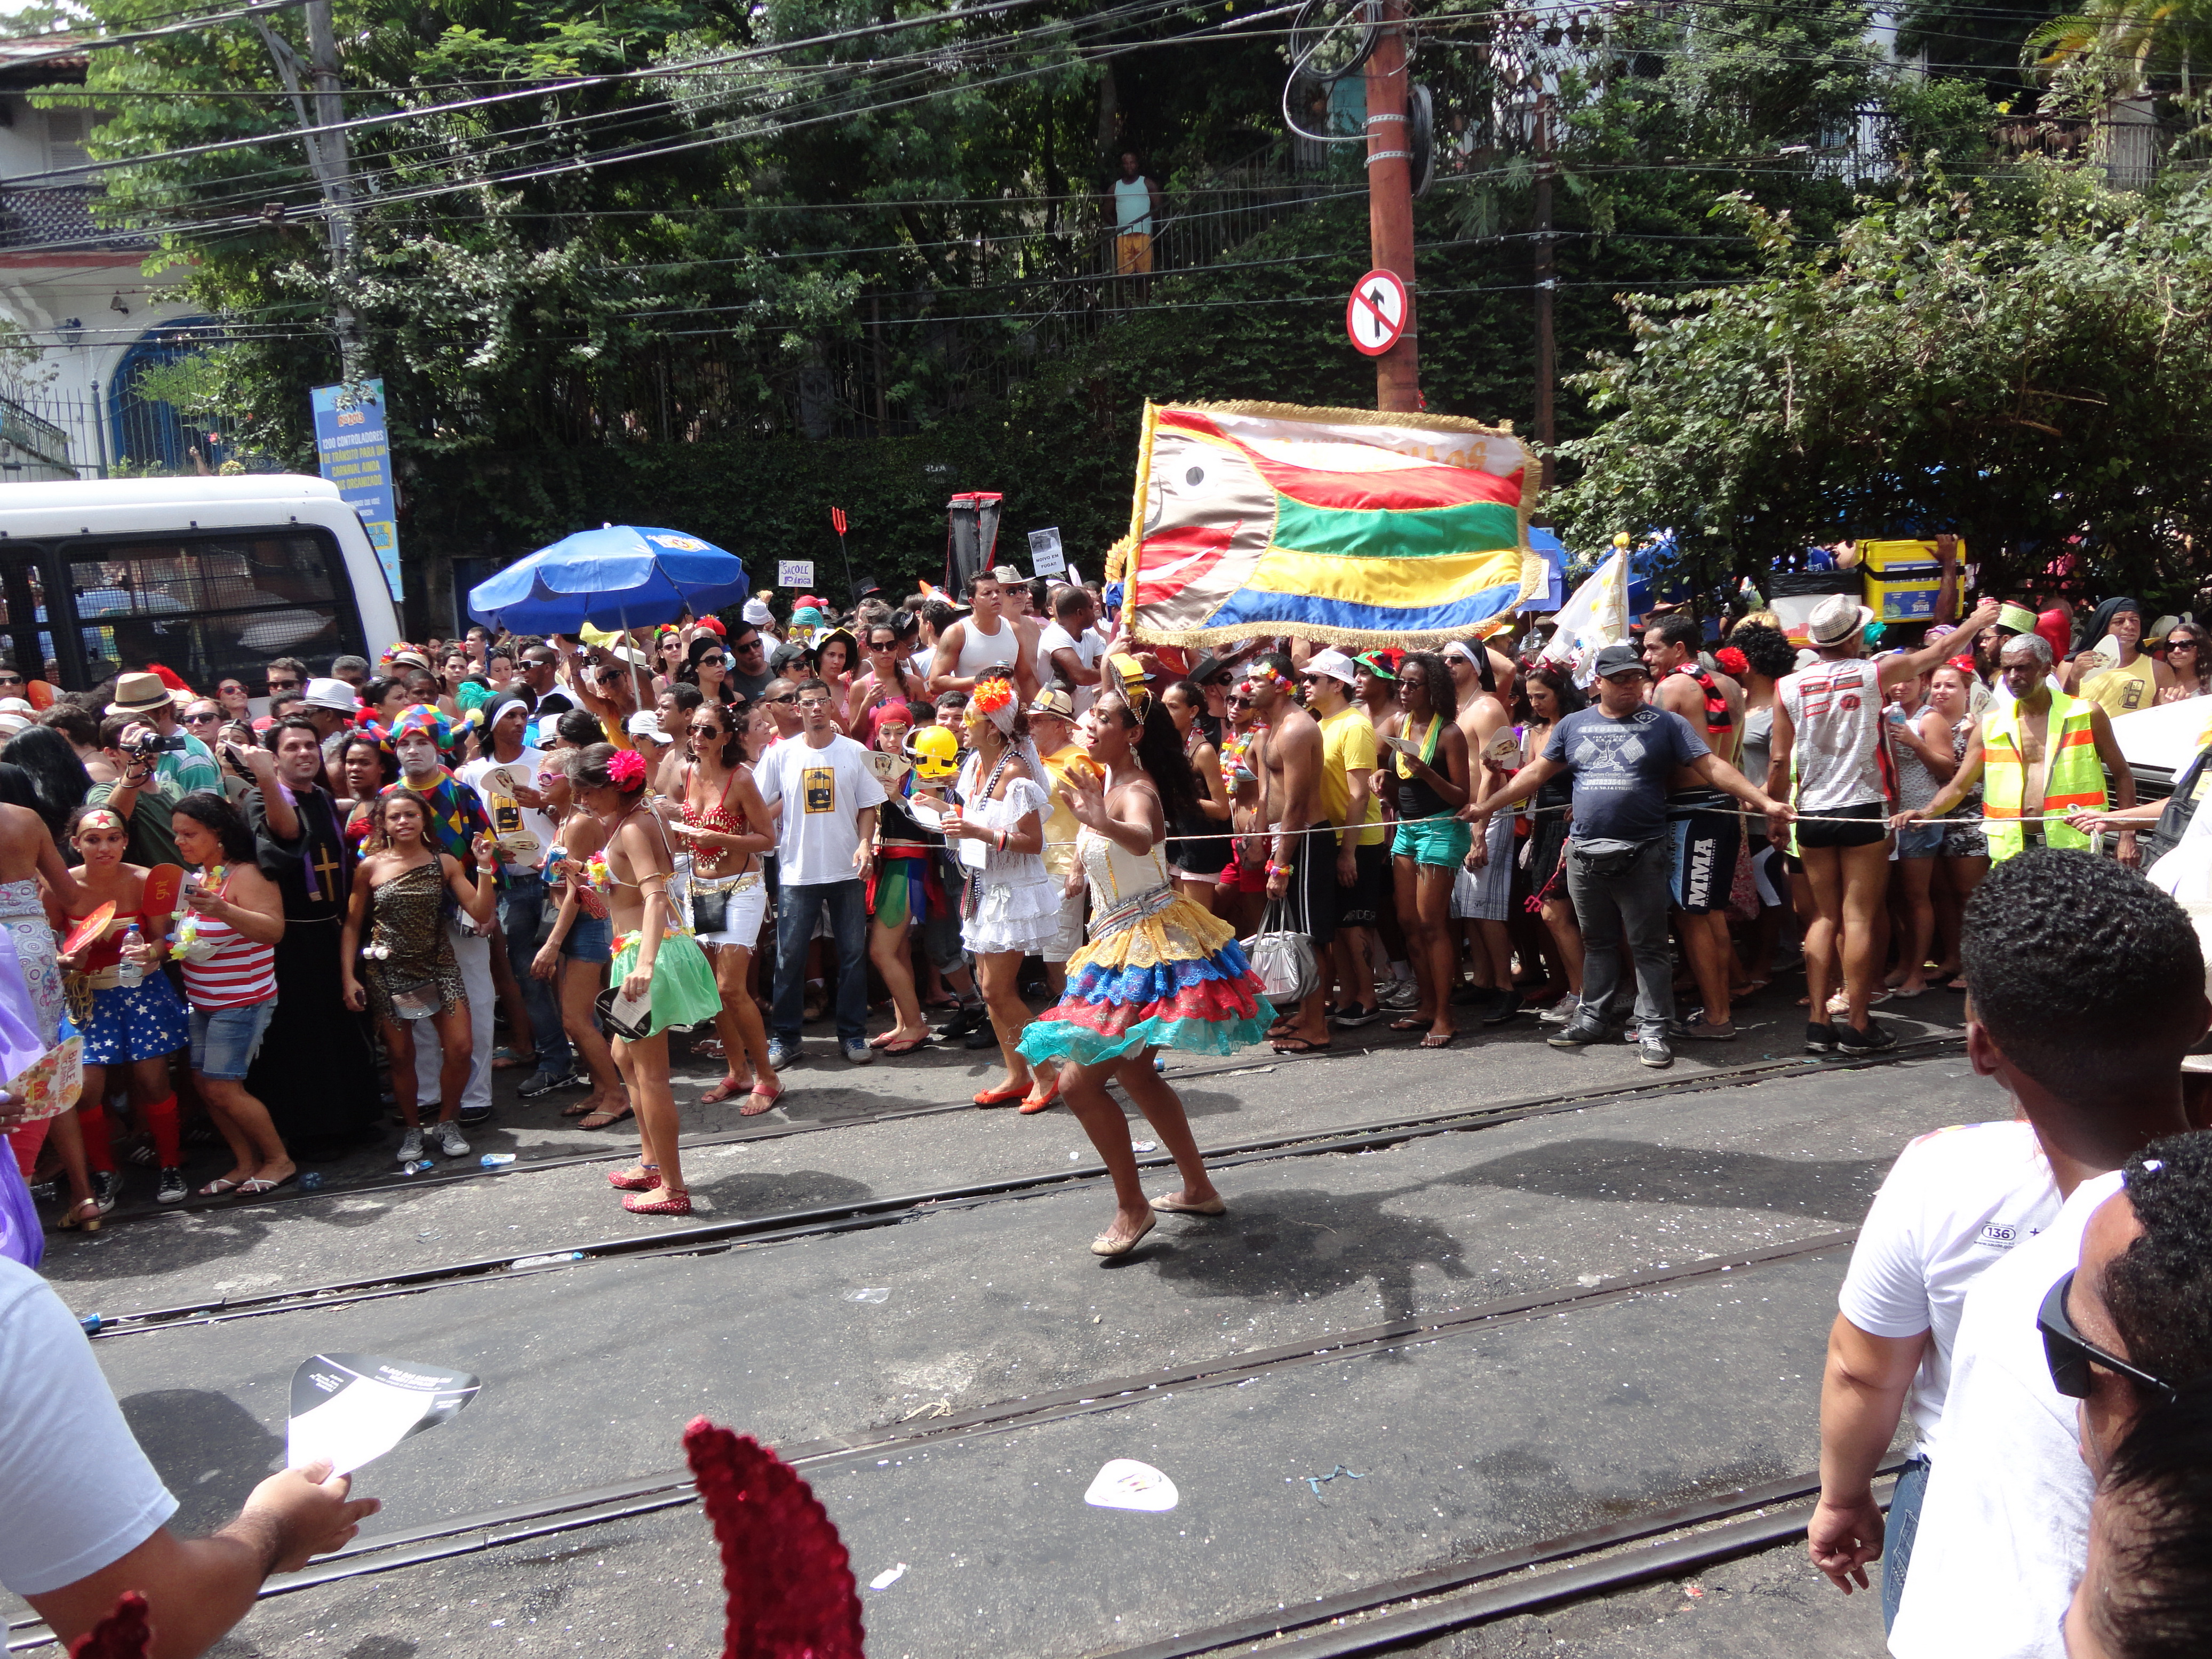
[928,571,1038,702]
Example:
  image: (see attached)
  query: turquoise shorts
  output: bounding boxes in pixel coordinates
[1393,815,1473,869]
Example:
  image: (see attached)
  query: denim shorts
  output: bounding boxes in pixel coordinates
[562,913,614,963]
[1895,821,1946,859]
[189,997,277,1081]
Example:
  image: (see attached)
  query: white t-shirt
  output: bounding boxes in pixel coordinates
[1777,657,1888,812]
[460,748,555,874]
[1837,1120,2061,1456]
[1887,1169,2124,1659]
[0,1258,178,1596]
[1037,623,1105,713]
[756,733,887,886]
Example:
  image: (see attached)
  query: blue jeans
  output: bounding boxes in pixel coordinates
[1881,1455,1930,1633]
[498,874,571,1073]
[772,879,869,1044]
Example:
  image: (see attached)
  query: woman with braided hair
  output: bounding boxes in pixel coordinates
[1018,684,1274,1256]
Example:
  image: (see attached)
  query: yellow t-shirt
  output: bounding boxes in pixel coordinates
[1318,704,1386,848]
[2083,660,2156,716]
[1033,742,1089,877]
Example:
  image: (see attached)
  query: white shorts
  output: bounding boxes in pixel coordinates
[696,871,767,951]
[1044,883,1087,966]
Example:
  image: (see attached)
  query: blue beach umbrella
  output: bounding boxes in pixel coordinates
[466,524,751,635]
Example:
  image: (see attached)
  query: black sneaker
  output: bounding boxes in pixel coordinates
[1638,1033,1674,1068]
[1547,1017,1609,1049]
[1481,988,1523,1026]
[1331,1003,1382,1029]
[1806,1022,1840,1054]
[156,1167,187,1206]
[517,1069,578,1100]
[963,1020,999,1050]
[937,1005,987,1039]
[90,1170,119,1215]
[1836,1019,1897,1054]
[457,1104,494,1127]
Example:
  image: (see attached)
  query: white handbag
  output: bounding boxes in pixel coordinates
[1242,898,1316,1004]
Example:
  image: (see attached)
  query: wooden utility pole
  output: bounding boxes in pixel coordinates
[255,2,369,383]
[1363,0,1418,412]
[1533,91,1555,490]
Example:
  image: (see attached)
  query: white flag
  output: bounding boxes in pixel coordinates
[1540,548,1631,682]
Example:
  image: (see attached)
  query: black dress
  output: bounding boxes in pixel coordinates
[244,785,381,1150]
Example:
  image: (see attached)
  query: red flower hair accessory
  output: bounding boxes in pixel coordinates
[683,1418,864,1659]
[606,748,648,791]
[1714,646,1749,679]
[970,676,1017,731]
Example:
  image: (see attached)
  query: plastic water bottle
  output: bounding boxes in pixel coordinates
[116,924,143,988]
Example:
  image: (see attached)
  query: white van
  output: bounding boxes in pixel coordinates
[0,475,402,695]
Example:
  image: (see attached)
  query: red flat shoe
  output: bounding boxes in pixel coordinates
[1018,1077,1061,1114]
[606,1163,658,1192]
[972,1083,1028,1107]
[622,1187,692,1216]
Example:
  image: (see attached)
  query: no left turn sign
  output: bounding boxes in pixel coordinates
[1346,268,1409,357]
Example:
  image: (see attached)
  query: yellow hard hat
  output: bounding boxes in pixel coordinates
[905,724,961,779]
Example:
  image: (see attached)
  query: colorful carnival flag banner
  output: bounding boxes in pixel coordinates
[1119,401,1544,648]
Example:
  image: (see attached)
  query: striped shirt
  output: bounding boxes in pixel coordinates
[179,875,277,1009]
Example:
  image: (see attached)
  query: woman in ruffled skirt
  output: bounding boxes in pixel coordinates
[1019,685,1275,1256]
[941,675,1063,1108]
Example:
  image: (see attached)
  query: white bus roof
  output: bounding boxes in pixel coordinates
[0,475,345,515]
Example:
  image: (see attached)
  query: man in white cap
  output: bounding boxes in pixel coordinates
[300,676,361,773]
[1768,589,1996,1055]
[1301,647,1387,1028]
[104,671,220,797]
[742,594,779,641]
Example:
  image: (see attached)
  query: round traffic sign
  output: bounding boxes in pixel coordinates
[1346,268,1408,357]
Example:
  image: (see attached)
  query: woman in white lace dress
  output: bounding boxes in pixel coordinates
[940,674,1061,1107]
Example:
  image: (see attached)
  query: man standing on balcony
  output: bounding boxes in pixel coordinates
[1108,151,1161,286]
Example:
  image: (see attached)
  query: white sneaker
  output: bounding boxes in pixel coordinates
[436,1122,470,1159]
[1538,998,1580,1026]
[1378,978,1419,1011]
[397,1128,423,1163]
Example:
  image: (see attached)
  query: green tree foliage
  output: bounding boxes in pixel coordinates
[1553,168,2212,604]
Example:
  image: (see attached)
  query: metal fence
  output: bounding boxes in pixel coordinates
[0,377,244,482]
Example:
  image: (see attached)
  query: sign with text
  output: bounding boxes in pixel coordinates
[778,559,816,588]
[1027,527,1066,577]
[310,380,402,600]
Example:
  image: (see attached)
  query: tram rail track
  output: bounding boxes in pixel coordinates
[76,1035,1952,1338]
[9,1229,1865,1653]
[77,1016,1966,1228]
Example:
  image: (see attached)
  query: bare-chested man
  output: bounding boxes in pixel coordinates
[928,571,1039,702]
[1641,613,1748,1041]
[1446,640,1522,1025]
[1244,653,1334,1052]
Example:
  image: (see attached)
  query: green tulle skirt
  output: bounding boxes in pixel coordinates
[609,928,723,1038]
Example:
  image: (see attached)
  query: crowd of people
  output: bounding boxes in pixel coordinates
[1,545,2205,1234]
[0,541,2209,1654]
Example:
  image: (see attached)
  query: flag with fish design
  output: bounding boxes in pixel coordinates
[1117,401,1544,648]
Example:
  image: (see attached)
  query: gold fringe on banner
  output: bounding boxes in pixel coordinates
[1120,400,1547,650]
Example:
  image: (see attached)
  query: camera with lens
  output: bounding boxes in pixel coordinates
[123,730,188,756]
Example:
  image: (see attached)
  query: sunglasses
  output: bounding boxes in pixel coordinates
[688,723,725,737]
[1227,695,1256,708]
[734,639,766,652]
[268,679,300,691]
[594,671,625,685]
[2038,1269,2177,1406]
[763,692,798,705]
[183,711,221,724]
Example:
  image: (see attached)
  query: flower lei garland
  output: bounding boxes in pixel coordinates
[1219,722,1265,789]
[1241,664,1296,699]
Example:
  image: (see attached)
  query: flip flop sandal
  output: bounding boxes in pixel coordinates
[739,1086,784,1118]
[196,1176,246,1198]
[1387,1017,1426,1032]
[1418,1031,1456,1049]
[880,1036,931,1057]
[236,1172,297,1196]
[560,1099,600,1118]
[697,1076,749,1106]
[1269,1036,1331,1055]
[582,1105,635,1131]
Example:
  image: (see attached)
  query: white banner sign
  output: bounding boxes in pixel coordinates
[1027,528,1066,578]
[777,559,815,588]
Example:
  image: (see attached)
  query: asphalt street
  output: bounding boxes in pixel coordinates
[13,986,1989,1657]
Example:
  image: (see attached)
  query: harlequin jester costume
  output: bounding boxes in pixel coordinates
[379,707,496,870]
[1018,818,1275,1066]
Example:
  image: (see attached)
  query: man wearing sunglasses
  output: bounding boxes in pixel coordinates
[726,628,773,701]
[1885,851,2207,1659]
